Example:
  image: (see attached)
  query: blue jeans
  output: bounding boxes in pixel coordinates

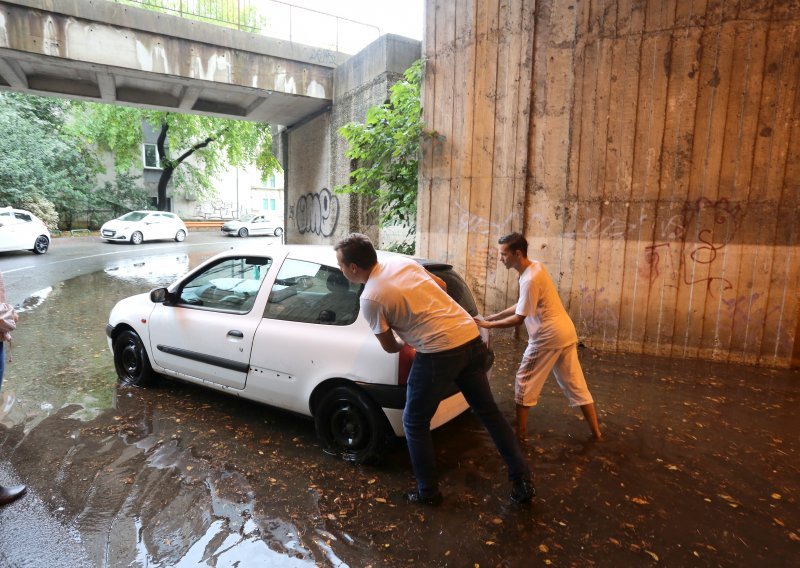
[402,336,531,497]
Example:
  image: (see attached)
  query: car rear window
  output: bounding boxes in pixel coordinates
[427,267,479,317]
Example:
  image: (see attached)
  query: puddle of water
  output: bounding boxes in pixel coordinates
[0,255,798,567]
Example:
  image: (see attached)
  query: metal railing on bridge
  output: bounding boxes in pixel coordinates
[114,0,381,54]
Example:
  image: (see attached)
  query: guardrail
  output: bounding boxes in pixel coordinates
[113,0,380,54]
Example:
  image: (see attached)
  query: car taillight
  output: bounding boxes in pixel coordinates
[398,343,416,386]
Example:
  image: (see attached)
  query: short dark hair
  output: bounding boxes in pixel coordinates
[498,232,528,256]
[334,233,378,269]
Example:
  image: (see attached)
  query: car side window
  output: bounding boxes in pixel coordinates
[178,257,271,313]
[13,212,32,223]
[265,259,360,325]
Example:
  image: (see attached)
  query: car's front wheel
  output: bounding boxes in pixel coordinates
[273,227,284,237]
[314,385,390,464]
[238,227,249,238]
[130,231,144,245]
[32,235,49,254]
[113,329,156,387]
[175,229,186,242]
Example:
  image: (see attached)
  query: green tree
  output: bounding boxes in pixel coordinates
[336,59,426,252]
[68,103,280,211]
[0,93,101,229]
[116,0,266,32]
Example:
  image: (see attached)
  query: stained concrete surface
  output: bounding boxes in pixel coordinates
[0,258,797,567]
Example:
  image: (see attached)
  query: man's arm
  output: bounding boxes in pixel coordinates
[484,305,517,321]
[475,313,524,329]
[374,330,404,353]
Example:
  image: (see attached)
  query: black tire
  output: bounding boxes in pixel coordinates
[273,227,283,237]
[130,231,144,245]
[175,229,186,242]
[314,385,391,464]
[32,235,49,254]
[113,329,157,387]
[238,227,249,238]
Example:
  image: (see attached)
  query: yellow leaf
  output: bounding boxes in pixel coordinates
[485,540,495,546]
[645,550,659,561]
[609,538,621,546]
[375,497,387,503]
[186,465,193,471]
[368,478,377,484]
[538,544,549,553]
[491,517,503,525]
[770,493,781,500]
[631,497,649,505]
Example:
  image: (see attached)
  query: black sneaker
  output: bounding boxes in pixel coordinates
[404,490,444,506]
[510,478,536,504]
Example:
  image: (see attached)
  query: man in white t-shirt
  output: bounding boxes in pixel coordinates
[334,233,534,506]
[476,233,601,443]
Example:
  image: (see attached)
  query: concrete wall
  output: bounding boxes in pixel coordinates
[419,0,799,368]
[286,34,421,245]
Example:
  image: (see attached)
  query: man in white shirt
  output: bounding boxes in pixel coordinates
[334,233,534,506]
[476,233,601,443]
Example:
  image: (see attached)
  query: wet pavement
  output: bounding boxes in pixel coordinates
[0,249,798,567]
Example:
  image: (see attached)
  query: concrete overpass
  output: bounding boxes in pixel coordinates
[0,0,348,127]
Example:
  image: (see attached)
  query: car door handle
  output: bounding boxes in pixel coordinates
[227,330,244,338]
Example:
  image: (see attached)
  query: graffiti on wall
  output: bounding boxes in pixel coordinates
[640,197,744,296]
[295,188,339,237]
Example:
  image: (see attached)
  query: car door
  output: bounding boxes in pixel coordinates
[0,211,17,251]
[147,255,275,389]
[246,258,388,414]
[250,215,268,236]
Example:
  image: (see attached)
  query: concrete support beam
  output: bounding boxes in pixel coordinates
[0,57,27,88]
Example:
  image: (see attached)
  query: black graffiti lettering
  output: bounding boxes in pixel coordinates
[296,188,340,236]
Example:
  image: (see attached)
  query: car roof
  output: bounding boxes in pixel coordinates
[210,244,432,267]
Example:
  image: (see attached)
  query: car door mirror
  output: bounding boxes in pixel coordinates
[150,287,170,303]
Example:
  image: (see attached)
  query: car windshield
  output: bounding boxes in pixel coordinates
[238,214,257,222]
[119,212,149,222]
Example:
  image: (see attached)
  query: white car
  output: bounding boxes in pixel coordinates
[0,207,51,254]
[221,213,283,238]
[106,245,491,463]
[100,211,187,245]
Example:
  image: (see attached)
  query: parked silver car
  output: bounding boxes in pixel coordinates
[221,214,283,238]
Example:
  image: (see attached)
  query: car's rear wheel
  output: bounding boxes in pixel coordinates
[175,229,186,242]
[238,227,249,238]
[32,235,49,254]
[130,231,144,245]
[113,329,156,387]
[273,227,284,237]
[315,385,390,464]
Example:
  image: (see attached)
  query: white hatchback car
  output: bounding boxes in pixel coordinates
[0,207,51,254]
[100,211,187,245]
[221,213,283,238]
[106,245,491,463]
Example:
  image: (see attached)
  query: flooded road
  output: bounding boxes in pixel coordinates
[0,244,798,566]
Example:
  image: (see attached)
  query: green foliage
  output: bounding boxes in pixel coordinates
[336,59,425,239]
[115,0,266,32]
[0,92,104,228]
[68,103,280,210]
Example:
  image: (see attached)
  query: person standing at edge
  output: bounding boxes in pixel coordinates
[334,233,535,506]
[0,271,27,507]
[475,232,602,443]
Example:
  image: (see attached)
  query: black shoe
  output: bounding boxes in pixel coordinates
[404,490,443,506]
[0,484,27,507]
[510,478,535,504]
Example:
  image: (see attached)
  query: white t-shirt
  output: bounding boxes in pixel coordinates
[516,261,578,350]
[360,256,479,353]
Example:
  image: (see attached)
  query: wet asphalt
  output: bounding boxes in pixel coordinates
[0,235,798,567]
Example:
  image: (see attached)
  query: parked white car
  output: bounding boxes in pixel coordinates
[221,213,283,238]
[0,207,51,254]
[100,211,187,245]
[106,245,491,463]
